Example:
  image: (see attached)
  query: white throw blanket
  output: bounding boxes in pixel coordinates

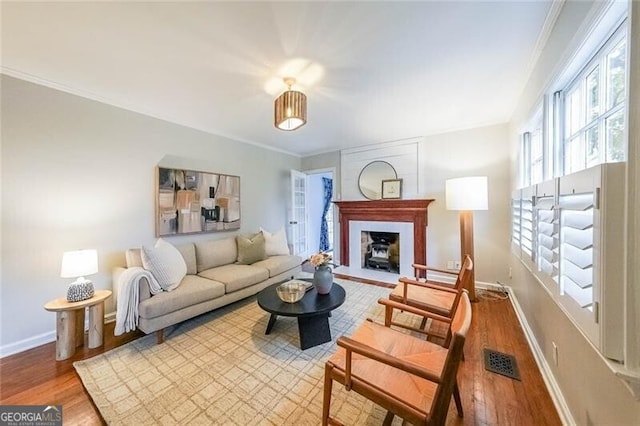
[115,267,163,336]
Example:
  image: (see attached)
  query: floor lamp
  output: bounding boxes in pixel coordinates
[445,176,488,301]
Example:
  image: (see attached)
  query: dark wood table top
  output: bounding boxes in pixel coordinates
[257,279,345,318]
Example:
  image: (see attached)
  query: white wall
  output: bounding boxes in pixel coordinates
[303,124,511,285]
[301,151,341,199]
[508,1,640,423]
[418,124,511,284]
[341,139,420,201]
[0,75,301,355]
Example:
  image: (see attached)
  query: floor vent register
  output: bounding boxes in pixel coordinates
[483,348,521,380]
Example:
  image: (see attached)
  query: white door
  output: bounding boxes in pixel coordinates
[289,170,308,257]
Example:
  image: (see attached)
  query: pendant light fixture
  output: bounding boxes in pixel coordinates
[274,77,307,131]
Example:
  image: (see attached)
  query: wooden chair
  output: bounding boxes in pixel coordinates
[386,255,473,341]
[322,291,472,426]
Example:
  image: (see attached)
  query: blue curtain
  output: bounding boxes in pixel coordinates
[319,177,333,252]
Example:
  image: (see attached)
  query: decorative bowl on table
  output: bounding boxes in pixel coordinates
[276,281,308,303]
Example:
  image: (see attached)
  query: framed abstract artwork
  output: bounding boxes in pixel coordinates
[156,167,241,236]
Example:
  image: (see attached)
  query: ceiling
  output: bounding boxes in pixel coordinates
[1,1,554,156]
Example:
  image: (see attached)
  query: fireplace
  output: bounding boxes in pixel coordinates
[349,221,412,276]
[361,231,399,273]
[334,199,434,272]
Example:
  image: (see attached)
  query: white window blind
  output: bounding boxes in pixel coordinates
[521,187,534,260]
[513,163,625,361]
[511,190,522,249]
[559,192,595,309]
[535,180,559,284]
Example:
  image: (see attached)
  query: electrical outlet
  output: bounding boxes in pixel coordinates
[453,260,461,269]
[447,260,455,270]
[552,341,558,366]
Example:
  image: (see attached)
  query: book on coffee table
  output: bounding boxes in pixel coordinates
[283,279,314,292]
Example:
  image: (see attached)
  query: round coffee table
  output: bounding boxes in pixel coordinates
[257,280,346,350]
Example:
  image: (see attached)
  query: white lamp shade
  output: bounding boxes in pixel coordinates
[60,249,98,278]
[445,176,488,211]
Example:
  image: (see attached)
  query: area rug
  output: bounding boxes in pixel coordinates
[74,279,423,425]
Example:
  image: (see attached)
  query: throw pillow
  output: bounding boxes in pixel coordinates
[236,233,267,265]
[260,227,290,256]
[141,238,187,291]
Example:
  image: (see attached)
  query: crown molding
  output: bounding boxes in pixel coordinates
[0,67,302,158]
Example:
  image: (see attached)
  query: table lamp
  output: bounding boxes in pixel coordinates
[445,176,488,301]
[61,249,98,302]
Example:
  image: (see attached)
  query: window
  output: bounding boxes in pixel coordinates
[512,5,629,362]
[511,163,626,361]
[530,127,544,184]
[518,19,628,189]
[519,107,544,187]
[561,26,627,174]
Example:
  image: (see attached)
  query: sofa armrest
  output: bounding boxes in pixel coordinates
[112,267,126,304]
[112,266,152,303]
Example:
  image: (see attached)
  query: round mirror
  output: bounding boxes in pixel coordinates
[358,161,397,200]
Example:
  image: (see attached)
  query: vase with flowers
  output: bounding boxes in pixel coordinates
[308,252,335,294]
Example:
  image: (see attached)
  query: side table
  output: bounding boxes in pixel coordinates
[44,289,112,360]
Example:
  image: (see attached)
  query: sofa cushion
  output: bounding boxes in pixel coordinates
[252,255,303,277]
[236,233,266,265]
[141,239,187,291]
[198,264,269,294]
[175,243,197,275]
[127,243,196,275]
[138,274,225,319]
[260,227,291,256]
[195,237,237,272]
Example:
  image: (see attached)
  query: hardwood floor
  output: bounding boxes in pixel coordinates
[450,290,561,425]
[0,289,561,425]
[0,324,143,425]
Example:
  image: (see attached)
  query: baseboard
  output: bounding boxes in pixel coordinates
[0,310,117,358]
[499,283,575,425]
[0,331,56,358]
[476,280,508,292]
[426,271,457,284]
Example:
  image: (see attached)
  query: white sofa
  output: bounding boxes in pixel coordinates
[114,235,302,342]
